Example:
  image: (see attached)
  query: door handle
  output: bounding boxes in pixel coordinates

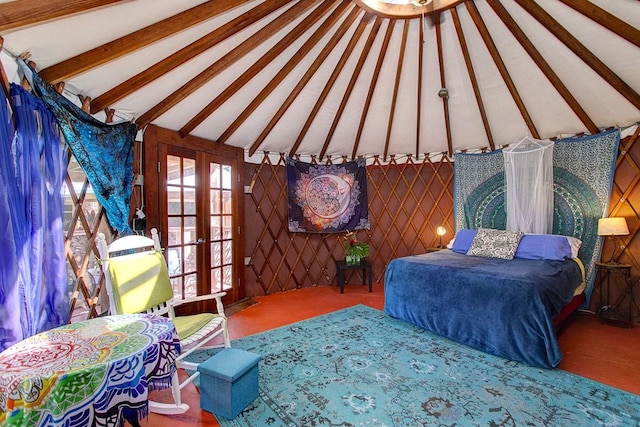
[193,238,206,245]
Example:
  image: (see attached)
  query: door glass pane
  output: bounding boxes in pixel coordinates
[184,216,196,244]
[222,165,232,189]
[167,247,182,275]
[170,277,182,300]
[167,155,181,183]
[210,216,221,240]
[223,240,232,264]
[223,215,233,239]
[210,163,220,188]
[167,186,181,215]
[211,267,221,292]
[223,265,232,289]
[183,158,196,186]
[168,218,182,245]
[184,273,197,298]
[211,189,221,214]
[222,190,232,214]
[184,188,196,215]
[210,241,221,267]
[184,245,197,274]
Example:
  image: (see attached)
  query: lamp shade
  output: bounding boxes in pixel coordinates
[597,217,629,236]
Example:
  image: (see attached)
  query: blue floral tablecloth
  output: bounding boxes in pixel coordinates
[0,314,180,426]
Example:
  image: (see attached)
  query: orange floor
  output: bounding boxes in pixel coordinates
[142,283,640,427]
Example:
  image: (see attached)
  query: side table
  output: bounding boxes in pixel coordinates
[335,259,373,294]
[595,262,635,327]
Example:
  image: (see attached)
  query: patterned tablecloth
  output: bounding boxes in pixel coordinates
[0,314,180,427]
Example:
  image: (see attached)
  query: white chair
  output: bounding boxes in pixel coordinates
[96,228,231,415]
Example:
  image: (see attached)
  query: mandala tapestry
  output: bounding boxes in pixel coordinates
[453,129,620,303]
[286,158,369,233]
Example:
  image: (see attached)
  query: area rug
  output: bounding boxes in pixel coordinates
[190,305,640,426]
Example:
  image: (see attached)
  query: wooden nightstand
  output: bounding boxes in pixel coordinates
[595,262,635,327]
[335,260,372,294]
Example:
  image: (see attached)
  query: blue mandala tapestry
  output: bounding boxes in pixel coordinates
[19,60,137,233]
[453,129,620,303]
[287,158,369,233]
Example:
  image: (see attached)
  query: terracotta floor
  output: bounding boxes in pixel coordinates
[141,283,640,427]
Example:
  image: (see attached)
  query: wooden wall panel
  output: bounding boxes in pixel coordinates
[243,135,640,324]
[243,154,455,296]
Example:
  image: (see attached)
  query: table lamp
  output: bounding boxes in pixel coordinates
[436,226,447,248]
[597,217,629,263]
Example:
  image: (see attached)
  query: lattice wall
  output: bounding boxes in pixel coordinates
[64,145,140,322]
[244,136,640,320]
[243,153,455,297]
[64,130,640,322]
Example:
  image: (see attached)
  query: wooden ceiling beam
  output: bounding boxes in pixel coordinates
[319,17,383,160]
[451,7,495,151]
[487,0,598,135]
[465,1,539,139]
[514,0,640,111]
[245,7,361,156]
[91,0,291,114]
[136,0,317,129]
[0,0,124,32]
[383,19,410,161]
[180,0,341,136]
[39,0,251,84]
[435,13,453,157]
[290,13,370,156]
[415,15,424,157]
[353,20,395,156]
[558,0,640,49]
[215,1,354,150]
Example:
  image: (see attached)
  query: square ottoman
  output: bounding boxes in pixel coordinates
[197,348,261,419]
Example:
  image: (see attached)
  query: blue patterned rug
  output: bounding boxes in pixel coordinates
[190,305,639,426]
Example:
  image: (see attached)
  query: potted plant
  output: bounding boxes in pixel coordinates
[343,232,369,265]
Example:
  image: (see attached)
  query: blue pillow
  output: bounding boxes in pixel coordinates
[451,229,477,254]
[514,234,573,260]
[451,229,576,261]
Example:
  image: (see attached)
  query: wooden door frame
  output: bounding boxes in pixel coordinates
[143,125,245,308]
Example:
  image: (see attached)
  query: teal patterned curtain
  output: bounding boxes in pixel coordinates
[19,59,137,233]
[453,129,620,303]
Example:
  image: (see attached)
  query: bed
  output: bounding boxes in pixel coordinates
[383,229,586,369]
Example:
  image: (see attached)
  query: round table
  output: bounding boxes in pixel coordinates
[0,314,180,426]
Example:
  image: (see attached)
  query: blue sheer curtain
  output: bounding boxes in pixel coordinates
[0,84,69,350]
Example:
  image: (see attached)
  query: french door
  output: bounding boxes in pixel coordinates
[143,126,244,309]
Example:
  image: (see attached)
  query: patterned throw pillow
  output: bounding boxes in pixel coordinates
[466,228,524,260]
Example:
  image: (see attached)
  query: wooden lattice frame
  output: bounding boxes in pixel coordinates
[62,131,640,322]
[243,153,455,296]
[244,139,640,321]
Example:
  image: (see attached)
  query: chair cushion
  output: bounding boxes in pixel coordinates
[173,313,217,341]
[107,251,174,314]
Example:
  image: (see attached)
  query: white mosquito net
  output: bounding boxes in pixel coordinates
[503,137,555,234]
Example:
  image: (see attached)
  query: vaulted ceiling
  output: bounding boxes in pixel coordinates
[1,0,639,162]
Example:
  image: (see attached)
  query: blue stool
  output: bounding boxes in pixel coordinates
[197,348,261,419]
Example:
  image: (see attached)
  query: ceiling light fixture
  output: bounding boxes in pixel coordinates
[353,0,448,18]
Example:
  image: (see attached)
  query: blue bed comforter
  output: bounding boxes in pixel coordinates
[383,250,583,368]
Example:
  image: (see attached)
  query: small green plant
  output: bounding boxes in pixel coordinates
[344,232,369,264]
